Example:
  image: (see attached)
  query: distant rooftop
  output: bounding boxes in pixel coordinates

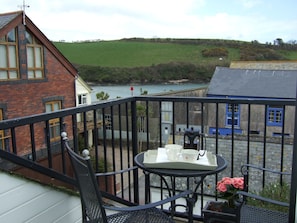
[230,61,297,70]
[207,67,297,99]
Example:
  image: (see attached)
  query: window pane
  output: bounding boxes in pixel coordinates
[28,70,34,79]
[8,46,17,68]
[45,104,52,112]
[0,71,8,79]
[35,70,42,78]
[25,31,33,44]
[7,29,16,42]
[54,125,60,138]
[9,71,18,79]
[275,111,282,123]
[53,102,60,111]
[228,104,238,112]
[268,110,274,122]
[0,45,7,68]
[27,47,34,67]
[35,47,42,67]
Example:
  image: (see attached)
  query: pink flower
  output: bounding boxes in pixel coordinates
[221,177,233,185]
[217,182,227,192]
[232,177,244,190]
[216,176,244,207]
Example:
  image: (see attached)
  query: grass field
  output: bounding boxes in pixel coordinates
[53,39,297,84]
[54,40,241,67]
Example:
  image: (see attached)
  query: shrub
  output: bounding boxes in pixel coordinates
[201,47,229,57]
[247,181,290,212]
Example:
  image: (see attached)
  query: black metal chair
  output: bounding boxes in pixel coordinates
[237,164,290,223]
[62,132,191,223]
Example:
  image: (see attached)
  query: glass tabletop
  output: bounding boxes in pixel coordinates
[134,152,227,177]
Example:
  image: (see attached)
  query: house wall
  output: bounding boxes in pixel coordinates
[207,103,295,137]
[0,24,76,155]
[0,49,74,119]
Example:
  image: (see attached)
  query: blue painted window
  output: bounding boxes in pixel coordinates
[267,105,283,126]
[226,104,240,127]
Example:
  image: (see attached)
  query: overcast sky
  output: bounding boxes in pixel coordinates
[2,0,297,43]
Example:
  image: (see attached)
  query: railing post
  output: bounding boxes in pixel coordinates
[289,89,297,222]
[131,99,139,203]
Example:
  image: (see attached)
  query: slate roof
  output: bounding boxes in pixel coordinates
[207,67,297,99]
[0,11,20,29]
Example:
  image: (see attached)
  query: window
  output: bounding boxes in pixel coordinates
[0,28,19,80]
[77,94,88,122]
[78,94,87,105]
[161,102,173,123]
[226,103,240,127]
[267,105,283,126]
[104,114,112,130]
[26,31,44,79]
[45,101,61,141]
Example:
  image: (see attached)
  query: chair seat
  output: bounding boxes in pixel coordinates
[240,204,288,223]
[107,208,174,223]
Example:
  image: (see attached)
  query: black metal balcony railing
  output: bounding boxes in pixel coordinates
[0,96,296,222]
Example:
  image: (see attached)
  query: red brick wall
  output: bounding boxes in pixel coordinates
[0,51,75,118]
[0,40,76,155]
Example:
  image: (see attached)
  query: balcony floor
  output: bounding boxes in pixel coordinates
[104,174,210,223]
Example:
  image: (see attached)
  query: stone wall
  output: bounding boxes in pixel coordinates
[150,137,293,196]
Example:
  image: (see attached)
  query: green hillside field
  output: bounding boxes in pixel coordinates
[53,38,297,84]
[54,39,240,67]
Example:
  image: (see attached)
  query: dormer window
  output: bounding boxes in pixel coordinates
[26,31,44,79]
[0,28,19,80]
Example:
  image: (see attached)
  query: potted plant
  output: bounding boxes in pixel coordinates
[203,177,244,223]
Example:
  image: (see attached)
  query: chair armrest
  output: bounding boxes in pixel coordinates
[104,190,192,212]
[241,164,290,176]
[95,166,138,177]
[237,191,289,207]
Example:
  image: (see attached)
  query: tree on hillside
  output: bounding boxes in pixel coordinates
[274,38,284,46]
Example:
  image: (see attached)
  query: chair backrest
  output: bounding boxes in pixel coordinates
[65,140,108,223]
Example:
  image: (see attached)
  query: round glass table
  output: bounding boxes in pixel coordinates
[134,152,227,223]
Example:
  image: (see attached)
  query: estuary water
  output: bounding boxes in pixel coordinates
[90,83,208,102]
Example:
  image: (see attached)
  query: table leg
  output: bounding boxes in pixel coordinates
[186,193,198,223]
[144,172,151,204]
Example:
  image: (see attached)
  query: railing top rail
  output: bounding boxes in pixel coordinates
[134,95,295,105]
[0,96,295,130]
[0,97,135,129]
